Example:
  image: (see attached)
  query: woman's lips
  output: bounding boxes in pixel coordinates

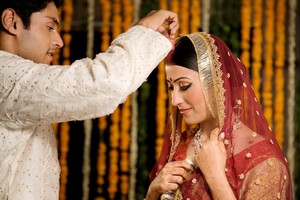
[179,108,191,115]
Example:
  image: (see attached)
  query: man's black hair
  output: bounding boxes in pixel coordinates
[0,0,62,30]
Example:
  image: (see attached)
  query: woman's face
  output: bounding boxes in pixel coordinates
[166,64,211,125]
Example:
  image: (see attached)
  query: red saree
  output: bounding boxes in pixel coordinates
[150,32,292,199]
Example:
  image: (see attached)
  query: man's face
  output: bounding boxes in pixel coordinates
[16,2,63,64]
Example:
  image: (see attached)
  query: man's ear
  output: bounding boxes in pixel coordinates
[1,9,19,34]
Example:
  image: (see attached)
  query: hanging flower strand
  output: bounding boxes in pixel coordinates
[286,0,297,192]
[240,0,251,69]
[97,0,111,198]
[82,0,95,199]
[274,0,286,148]
[155,0,168,161]
[262,0,274,126]
[108,0,122,198]
[120,1,133,198]
[251,0,263,101]
[59,0,73,199]
[190,0,201,33]
[128,0,141,198]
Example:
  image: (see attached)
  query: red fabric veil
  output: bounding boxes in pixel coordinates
[150,32,292,199]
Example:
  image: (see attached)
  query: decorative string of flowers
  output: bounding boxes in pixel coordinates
[107,0,122,198]
[251,0,263,102]
[119,0,133,198]
[59,122,70,200]
[82,0,95,199]
[180,0,189,34]
[190,0,201,33]
[262,0,274,127]
[97,0,111,197]
[128,1,141,198]
[274,0,286,148]
[156,0,168,162]
[286,0,297,191]
[240,0,251,69]
[59,0,73,199]
[202,0,210,33]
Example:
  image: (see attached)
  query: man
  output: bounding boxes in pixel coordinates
[0,0,178,199]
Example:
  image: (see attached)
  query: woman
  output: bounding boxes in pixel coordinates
[145,32,292,199]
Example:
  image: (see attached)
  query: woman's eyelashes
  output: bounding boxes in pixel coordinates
[167,83,192,91]
[180,83,192,91]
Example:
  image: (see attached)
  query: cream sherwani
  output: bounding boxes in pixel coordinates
[0,25,171,199]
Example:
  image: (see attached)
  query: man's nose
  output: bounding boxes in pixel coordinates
[53,32,64,48]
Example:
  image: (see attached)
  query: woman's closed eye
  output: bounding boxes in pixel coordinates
[180,83,192,91]
[167,83,192,91]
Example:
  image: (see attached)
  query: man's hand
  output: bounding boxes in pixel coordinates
[137,10,179,39]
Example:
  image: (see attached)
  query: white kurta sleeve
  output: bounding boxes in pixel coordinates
[0,25,172,128]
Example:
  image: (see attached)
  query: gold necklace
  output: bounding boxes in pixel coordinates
[192,129,206,154]
[185,129,207,168]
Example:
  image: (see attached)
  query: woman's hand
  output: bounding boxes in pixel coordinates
[195,128,237,200]
[145,160,193,200]
[195,128,226,179]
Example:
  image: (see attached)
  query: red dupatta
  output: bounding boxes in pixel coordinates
[150,32,292,199]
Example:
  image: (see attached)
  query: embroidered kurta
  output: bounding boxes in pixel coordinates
[0,25,171,200]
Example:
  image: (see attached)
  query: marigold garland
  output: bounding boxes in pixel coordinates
[97,1,111,198]
[262,0,274,127]
[190,0,201,32]
[119,0,133,198]
[240,0,251,69]
[155,0,168,161]
[59,0,73,199]
[274,0,286,148]
[180,0,189,34]
[251,0,263,102]
[59,122,70,200]
[170,0,179,20]
[107,0,122,198]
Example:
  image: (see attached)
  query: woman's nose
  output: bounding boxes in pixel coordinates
[171,91,183,106]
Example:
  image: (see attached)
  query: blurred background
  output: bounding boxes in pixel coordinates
[52,0,300,199]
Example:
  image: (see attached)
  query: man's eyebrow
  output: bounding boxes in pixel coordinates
[45,16,60,26]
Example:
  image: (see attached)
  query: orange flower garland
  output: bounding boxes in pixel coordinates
[97,1,111,198]
[59,122,70,200]
[251,0,263,102]
[190,0,201,33]
[170,0,179,21]
[240,0,251,69]
[97,0,111,196]
[262,0,274,126]
[120,0,133,198]
[107,0,122,198]
[274,0,286,148]
[180,0,189,34]
[59,0,73,199]
[156,0,168,161]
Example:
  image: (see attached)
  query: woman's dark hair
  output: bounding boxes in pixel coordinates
[169,36,198,72]
[0,0,62,30]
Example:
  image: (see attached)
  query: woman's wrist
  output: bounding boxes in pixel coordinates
[145,187,160,200]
